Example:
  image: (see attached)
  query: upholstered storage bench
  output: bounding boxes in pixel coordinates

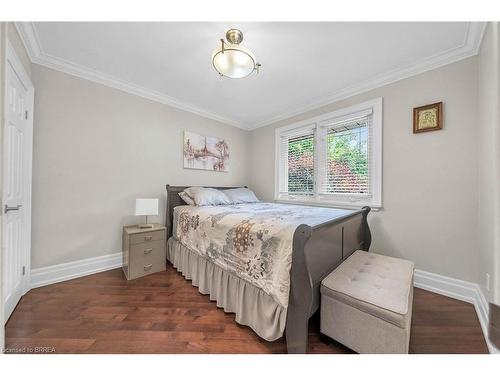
[320,250,414,354]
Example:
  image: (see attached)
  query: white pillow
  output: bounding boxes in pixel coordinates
[223,188,259,204]
[178,191,195,205]
[183,187,232,206]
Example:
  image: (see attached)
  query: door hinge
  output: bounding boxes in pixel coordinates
[25,110,28,120]
[22,266,25,275]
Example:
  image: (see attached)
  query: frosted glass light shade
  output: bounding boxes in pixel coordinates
[212,43,256,79]
[135,198,159,216]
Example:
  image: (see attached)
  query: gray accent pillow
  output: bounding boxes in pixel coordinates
[223,188,260,204]
[178,191,195,205]
[183,187,232,206]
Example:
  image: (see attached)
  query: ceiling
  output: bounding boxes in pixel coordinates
[17,22,485,130]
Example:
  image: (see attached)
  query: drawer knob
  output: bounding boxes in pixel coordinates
[144,248,153,255]
[144,236,153,241]
[144,264,153,271]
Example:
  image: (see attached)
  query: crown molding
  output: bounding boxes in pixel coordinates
[16,22,487,132]
[15,22,251,130]
[14,21,42,59]
[248,22,487,130]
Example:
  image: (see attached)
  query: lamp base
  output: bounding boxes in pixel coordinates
[138,224,154,229]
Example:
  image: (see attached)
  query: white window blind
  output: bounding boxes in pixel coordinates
[275,98,382,208]
[319,114,371,197]
[278,126,315,195]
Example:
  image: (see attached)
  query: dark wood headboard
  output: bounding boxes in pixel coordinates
[165,185,247,239]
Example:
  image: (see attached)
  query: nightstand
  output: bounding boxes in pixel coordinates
[122,223,166,280]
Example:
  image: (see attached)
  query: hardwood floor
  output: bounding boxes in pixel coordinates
[5,265,488,354]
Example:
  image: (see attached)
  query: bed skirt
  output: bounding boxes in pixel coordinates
[167,237,287,341]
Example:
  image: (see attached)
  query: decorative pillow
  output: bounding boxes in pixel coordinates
[183,187,232,206]
[178,191,195,205]
[223,188,260,204]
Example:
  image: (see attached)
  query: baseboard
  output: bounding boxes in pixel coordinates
[414,269,499,354]
[30,252,122,289]
[414,269,480,304]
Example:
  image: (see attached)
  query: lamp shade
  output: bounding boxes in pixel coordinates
[135,198,159,216]
[212,43,256,78]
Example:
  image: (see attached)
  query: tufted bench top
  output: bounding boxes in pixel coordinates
[321,251,414,328]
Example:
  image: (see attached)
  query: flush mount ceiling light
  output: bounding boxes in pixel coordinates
[212,29,261,79]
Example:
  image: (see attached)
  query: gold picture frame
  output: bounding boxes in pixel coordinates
[413,102,443,133]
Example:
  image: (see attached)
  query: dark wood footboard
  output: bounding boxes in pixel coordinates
[285,207,371,353]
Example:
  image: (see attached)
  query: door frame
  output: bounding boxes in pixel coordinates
[2,39,34,302]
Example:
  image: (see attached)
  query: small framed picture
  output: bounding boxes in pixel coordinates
[413,102,443,133]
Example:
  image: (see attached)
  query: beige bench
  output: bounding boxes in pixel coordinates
[320,250,414,354]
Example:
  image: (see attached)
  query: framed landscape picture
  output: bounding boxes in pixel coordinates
[183,131,229,172]
[413,102,443,133]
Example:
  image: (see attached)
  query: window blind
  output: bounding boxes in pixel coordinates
[319,114,372,197]
[275,98,382,207]
[279,126,315,195]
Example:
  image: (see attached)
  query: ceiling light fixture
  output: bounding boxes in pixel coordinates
[212,29,261,79]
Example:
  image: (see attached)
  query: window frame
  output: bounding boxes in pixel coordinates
[274,97,383,209]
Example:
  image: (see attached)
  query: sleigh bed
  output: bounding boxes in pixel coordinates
[165,185,371,353]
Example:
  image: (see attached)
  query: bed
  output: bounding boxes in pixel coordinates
[165,185,371,353]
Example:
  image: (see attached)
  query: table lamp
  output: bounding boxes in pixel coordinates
[135,198,158,229]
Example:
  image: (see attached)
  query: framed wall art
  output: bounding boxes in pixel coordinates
[413,102,443,133]
[183,131,229,172]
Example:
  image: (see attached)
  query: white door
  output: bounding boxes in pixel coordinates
[2,42,33,323]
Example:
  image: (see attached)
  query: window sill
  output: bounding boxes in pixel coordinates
[274,198,381,211]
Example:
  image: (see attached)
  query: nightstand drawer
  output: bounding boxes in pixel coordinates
[130,241,163,256]
[130,230,164,245]
[129,245,166,279]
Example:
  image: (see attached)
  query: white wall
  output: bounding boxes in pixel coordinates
[249,57,480,283]
[477,22,500,303]
[31,64,249,269]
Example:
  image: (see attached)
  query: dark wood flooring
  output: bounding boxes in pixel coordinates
[5,264,488,354]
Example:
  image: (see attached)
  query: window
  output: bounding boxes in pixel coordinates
[275,98,382,208]
[278,125,316,195]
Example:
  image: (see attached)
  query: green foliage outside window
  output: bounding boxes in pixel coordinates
[287,123,369,194]
[287,135,314,193]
